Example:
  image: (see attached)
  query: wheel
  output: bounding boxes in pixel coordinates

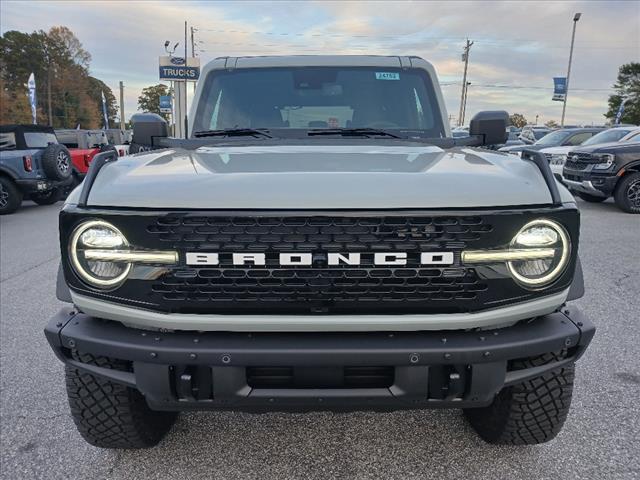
[576,192,607,203]
[0,176,23,215]
[65,352,177,449]
[41,144,72,180]
[463,352,574,445]
[31,187,63,205]
[614,172,640,214]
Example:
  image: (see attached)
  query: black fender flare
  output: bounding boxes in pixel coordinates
[621,160,640,173]
[0,166,18,180]
[567,256,585,301]
[56,263,72,303]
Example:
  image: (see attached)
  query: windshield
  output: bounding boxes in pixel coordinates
[23,132,57,148]
[193,67,445,138]
[534,130,570,146]
[582,128,632,146]
[533,130,550,140]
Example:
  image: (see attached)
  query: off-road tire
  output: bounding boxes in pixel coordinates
[613,172,640,214]
[0,176,23,215]
[65,352,177,449]
[41,144,72,180]
[576,192,607,203]
[464,352,575,445]
[31,187,63,205]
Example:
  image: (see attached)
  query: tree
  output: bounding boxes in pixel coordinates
[509,113,528,128]
[87,77,118,126]
[545,120,560,128]
[0,26,108,128]
[605,62,640,125]
[138,84,170,120]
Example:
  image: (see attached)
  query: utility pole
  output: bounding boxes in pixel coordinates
[119,81,125,130]
[47,68,53,126]
[561,13,581,127]
[461,81,471,126]
[458,39,473,127]
[184,20,188,137]
[191,26,197,93]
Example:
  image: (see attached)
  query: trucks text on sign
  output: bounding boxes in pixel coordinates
[159,56,200,81]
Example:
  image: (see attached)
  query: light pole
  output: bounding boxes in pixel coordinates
[164,40,179,136]
[561,12,581,127]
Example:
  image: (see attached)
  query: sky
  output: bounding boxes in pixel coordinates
[1,0,638,125]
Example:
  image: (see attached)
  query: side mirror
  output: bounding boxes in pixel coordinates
[130,113,168,153]
[469,111,509,146]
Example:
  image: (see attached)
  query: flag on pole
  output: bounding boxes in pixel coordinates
[27,73,37,124]
[552,77,567,102]
[614,100,626,125]
[101,90,109,129]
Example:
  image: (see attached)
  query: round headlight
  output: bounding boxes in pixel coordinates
[507,219,570,288]
[69,220,131,288]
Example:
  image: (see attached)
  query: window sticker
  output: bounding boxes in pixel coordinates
[375,72,400,80]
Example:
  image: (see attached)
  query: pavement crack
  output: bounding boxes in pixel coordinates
[0,256,59,284]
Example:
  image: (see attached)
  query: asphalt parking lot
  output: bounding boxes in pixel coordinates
[1,199,639,480]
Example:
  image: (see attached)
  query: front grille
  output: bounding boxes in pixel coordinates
[146,215,491,313]
[564,153,598,170]
[60,208,580,315]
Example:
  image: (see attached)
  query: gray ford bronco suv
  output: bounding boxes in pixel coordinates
[45,56,594,448]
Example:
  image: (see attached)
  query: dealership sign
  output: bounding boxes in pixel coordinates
[159,95,172,114]
[159,56,200,81]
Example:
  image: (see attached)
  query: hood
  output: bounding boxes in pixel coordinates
[74,144,570,209]
[540,146,573,155]
[498,144,543,153]
[569,141,637,154]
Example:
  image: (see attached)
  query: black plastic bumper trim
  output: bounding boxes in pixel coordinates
[45,308,594,410]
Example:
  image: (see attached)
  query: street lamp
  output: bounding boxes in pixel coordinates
[561,12,581,127]
[164,41,179,57]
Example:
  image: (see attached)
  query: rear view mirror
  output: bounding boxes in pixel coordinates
[469,111,509,146]
[130,113,168,153]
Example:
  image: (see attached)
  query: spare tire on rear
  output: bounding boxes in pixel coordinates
[100,144,118,153]
[41,144,72,181]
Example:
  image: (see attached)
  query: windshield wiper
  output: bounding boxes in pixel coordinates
[307,128,403,139]
[193,128,272,138]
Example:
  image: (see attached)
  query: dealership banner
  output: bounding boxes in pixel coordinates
[614,100,626,124]
[27,73,37,124]
[101,91,109,129]
[552,77,567,101]
[159,56,200,81]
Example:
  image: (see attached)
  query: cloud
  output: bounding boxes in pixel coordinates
[1,0,638,125]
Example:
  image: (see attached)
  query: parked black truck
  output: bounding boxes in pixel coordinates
[563,141,640,213]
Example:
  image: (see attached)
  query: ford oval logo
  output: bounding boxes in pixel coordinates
[170,57,186,65]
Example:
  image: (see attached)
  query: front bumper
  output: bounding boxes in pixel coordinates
[563,167,618,197]
[45,307,595,411]
[15,177,72,193]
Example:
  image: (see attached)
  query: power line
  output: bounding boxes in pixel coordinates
[194,27,639,50]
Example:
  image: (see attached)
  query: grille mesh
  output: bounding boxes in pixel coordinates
[146,215,491,310]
